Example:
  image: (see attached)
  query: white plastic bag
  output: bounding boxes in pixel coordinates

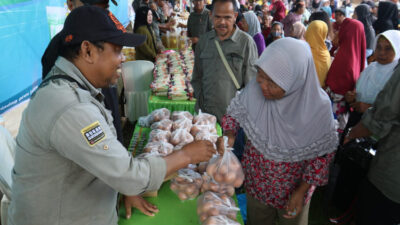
[143,141,174,156]
[197,191,239,223]
[202,215,241,225]
[206,137,244,188]
[149,129,171,143]
[138,108,171,127]
[150,119,173,131]
[171,111,193,121]
[170,168,203,201]
[170,128,194,146]
[193,110,217,126]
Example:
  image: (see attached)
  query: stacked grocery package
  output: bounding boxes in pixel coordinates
[150,50,194,101]
[138,108,243,225]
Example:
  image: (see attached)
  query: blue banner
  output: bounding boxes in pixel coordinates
[0,0,128,114]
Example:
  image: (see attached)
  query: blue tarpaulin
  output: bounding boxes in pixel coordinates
[0,0,129,114]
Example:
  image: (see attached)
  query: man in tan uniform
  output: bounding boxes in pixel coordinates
[8,6,215,225]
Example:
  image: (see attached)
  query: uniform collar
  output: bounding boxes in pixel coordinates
[54,57,104,102]
[209,25,240,42]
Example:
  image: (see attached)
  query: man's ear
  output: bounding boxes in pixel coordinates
[80,41,95,64]
[67,0,74,11]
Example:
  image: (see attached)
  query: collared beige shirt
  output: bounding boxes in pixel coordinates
[8,57,166,225]
[191,27,258,122]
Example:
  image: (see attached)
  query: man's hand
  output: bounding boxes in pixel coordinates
[181,140,216,164]
[124,195,159,218]
[190,37,199,44]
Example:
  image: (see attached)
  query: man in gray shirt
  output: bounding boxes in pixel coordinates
[191,0,257,123]
[187,0,213,50]
[8,6,215,225]
[345,63,400,224]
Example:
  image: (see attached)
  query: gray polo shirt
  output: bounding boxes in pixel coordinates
[362,65,400,204]
[191,27,258,122]
[8,57,166,225]
[187,8,212,38]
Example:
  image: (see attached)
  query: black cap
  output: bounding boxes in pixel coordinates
[61,5,145,47]
[81,0,118,6]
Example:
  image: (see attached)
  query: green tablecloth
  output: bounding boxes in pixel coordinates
[120,125,245,225]
[148,95,196,114]
[118,181,244,225]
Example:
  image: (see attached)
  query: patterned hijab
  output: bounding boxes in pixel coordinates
[243,11,262,37]
[227,38,338,162]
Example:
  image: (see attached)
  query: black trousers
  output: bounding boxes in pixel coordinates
[356,179,400,225]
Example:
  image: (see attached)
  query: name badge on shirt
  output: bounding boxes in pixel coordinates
[81,121,106,147]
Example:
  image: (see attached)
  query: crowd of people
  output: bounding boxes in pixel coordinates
[5,0,400,224]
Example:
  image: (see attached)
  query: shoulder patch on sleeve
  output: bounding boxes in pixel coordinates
[81,121,106,147]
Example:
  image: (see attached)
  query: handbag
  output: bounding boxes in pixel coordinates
[327,127,377,224]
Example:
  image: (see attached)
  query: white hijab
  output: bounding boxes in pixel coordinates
[356,30,400,104]
[227,38,338,162]
[243,11,261,37]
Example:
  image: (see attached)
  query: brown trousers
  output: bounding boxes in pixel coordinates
[246,194,310,225]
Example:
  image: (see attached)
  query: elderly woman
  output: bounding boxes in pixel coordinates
[241,11,266,56]
[345,30,400,124]
[218,38,338,225]
[305,20,331,87]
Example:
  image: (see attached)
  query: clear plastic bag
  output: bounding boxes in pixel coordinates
[195,130,219,144]
[170,168,203,201]
[202,215,241,225]
[171,111,194,121]
[149,129,171,143]
[143,141,174,156]
[190,124,217,136]
[138,108,171,127]
[170,128,194,146]
[200,173,235,196]
[197,191,239,223]
[150,119,173,131]
[172,117,193,132]
[206,137,244,188]
[193,110,217,126]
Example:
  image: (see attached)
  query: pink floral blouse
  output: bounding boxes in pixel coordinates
[222,114,335,209]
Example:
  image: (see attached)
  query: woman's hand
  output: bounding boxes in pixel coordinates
[283,181,310,219]
[344,90,356,103]
[124,195,159,218]
[350,102,371,113]
[216,131,236,155]
[283,189,305,219]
